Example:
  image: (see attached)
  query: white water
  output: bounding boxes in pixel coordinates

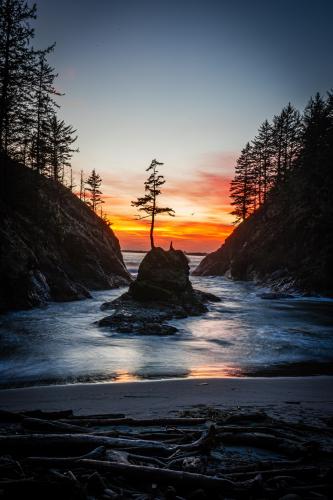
[0,252,332,388]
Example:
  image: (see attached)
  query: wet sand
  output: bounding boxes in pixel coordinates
[0,376,332,419]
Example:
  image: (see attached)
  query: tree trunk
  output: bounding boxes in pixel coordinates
[150,211,155,249]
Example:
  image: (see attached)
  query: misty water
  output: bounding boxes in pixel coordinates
[0,252,333,388]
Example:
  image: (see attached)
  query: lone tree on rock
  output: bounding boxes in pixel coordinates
[132,159,175,249]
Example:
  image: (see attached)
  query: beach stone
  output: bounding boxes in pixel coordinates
[99,247,220,335]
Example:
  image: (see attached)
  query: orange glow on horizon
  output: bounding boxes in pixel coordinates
[80,166,235,252]
[106,213,233,252]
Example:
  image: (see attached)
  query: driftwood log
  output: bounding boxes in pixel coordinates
[0,408,332,499]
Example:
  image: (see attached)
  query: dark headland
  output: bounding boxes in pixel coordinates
[193,110,333,297]
[0,156,131,312]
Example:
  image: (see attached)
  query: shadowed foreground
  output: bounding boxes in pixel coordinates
[1,378,332,498]
[0,399,332,499]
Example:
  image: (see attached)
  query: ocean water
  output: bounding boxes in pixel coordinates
[0,252,332,388]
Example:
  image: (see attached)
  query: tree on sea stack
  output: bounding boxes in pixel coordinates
[131,159,175,249]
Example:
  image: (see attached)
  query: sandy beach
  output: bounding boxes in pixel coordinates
[1,376,332,419]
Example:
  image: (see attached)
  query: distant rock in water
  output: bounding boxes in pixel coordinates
[99,247,220,335]
[0,155,131,312]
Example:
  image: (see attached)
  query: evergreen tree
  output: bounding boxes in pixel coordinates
[298,93,332,215]
[272,103,302,183]
[230,142,255,222]
[301,93,330,169]
[47,115,78,182]
[86,169,104,212]
[131,159,175,249]
[252,120,274,204]
[229,91,332,230]
[68,166,75,192]
[0,0,36,154]
[30,51,60,174]
[79,169,85,200]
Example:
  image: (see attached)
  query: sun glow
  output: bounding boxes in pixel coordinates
[97,168,234,252]
[107,213,233,252]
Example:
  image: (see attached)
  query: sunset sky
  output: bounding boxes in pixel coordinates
[35,0,333,252]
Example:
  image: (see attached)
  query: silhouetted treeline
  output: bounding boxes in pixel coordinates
[230,93,333,222]
[0,0,76,184]
[0,0,106,214]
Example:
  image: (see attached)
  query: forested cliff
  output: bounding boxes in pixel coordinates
[0,156,131,312]
[194,93,333,296]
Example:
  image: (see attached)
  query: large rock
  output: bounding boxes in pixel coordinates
[130,247,200,306]
[0,155,131,312]
[99,247,220,335]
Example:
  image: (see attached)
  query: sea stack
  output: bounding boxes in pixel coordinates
[99,247,220,335]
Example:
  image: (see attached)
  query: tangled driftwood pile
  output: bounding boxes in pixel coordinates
[0,407,332,499]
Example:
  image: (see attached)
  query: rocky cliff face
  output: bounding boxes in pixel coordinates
[194,168,333,296]
[0,156,131,312]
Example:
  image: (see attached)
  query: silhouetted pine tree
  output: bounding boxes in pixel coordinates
[79,169,85,200]
[131,159,175,248]
[48,115,78,183]
[0,0,80,193]
[298,93,332,212]
[272,103,302,183]
[86,169,104,212]
[30,51,60,174]
[301,93,330,169]
[229,92,332,226]
[0,0,36,154]
[230,142,255,222]
[252,120,274,205]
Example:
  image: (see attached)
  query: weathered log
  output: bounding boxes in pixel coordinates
[22,417,90,434]
[24,446,107,465]
[25,457,263,495]
[0,433,177,456]
[60,417,207,427]
[96,431,193,441]
[69,412,125,420]
[106,449,167,467]
[177,425,216,452]
[126,452,166,468]
[0,426,217,458]
[23,409,74,420]
[79,459,263,494]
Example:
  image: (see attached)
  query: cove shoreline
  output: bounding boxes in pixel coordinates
[1,376,332,419]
